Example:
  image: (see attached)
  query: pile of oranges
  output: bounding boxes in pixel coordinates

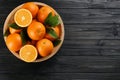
[4,2,61,62]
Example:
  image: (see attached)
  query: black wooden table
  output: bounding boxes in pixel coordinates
[1,0,120,80]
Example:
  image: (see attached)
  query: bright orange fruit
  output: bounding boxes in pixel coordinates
[37,6,55,23]
[9,27,21,34]
[27,21,46,40]
[19,45,38,62]
[6,33,22,52]
[36,38,54,57]
[22,2,39,18]
[45,26,60,41]
[14,9,32,27]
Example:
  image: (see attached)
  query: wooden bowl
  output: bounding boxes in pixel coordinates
[3,2,64,62]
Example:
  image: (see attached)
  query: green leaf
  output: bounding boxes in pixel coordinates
[53,39,61,47]
[9,23,22,30]
[47,28,58,39]
[20,28,31,46]
[45,12,60,27]
[4,29,10,37]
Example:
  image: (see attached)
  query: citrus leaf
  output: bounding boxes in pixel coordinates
[47,28,58,39]
[20,28,31,46]
[4,29,10,37]
[45,12,60,27]
[53,39,61,47]
[9,23,22,30]
[20,31,27,46]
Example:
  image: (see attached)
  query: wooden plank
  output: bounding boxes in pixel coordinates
[58,9,120,17]
[1,0,120,9]
[63,39,120,49]
[0,73,120,80]
[64,24,120,31]
[40,0,120,9]
[65,29,120,39]
[58,48,120,56]
[64,23,120,39]
[59,9,120,24]
[0,56,120,73]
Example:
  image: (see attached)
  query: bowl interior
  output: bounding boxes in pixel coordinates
[3,2,64,62]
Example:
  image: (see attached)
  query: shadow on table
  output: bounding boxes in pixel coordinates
[0,55,59,80]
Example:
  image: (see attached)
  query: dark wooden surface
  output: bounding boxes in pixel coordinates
[1,0,120,80]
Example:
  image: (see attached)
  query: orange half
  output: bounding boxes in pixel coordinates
[19,45,38,62]
[14,9,32,27]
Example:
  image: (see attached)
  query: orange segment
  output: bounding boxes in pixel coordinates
[19,45,38,62]
[36,38,54,57]
[14,9,32,27]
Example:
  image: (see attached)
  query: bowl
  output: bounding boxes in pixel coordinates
[3,2,64,62]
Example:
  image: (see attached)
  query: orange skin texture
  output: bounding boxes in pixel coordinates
[6,33,22,52]
[27,21,46,40]
[22,2,39,18]
[9,27,21,34]
[45,26,60,41]
[36,39,54,57]
[37,6,55,23]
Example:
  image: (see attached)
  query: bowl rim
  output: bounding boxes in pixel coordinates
[3,2,65,63]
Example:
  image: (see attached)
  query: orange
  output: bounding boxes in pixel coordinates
[27,21,46,40]
[36,38,54,57]
[22,2,39,18]
[19,45,38,62]
[6,33,22,52]
[14,9,32,27]
[45,26,60,41]
[37,6,55,23]
[9,27,21,34]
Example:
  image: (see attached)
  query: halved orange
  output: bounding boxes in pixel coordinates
[14,9,32,27]
[19,45,38,62]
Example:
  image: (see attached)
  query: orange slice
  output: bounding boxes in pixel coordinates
[14,9,32,27]
[19,45,38,62]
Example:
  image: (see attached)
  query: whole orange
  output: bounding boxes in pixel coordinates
[22,2,39,18]
[6,33,22,52]
[37,6,55,23]
[36,38,54,57]
[45,26,60,41]
[27,21,46,40]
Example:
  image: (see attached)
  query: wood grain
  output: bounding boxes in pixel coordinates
[1,0,120,80]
